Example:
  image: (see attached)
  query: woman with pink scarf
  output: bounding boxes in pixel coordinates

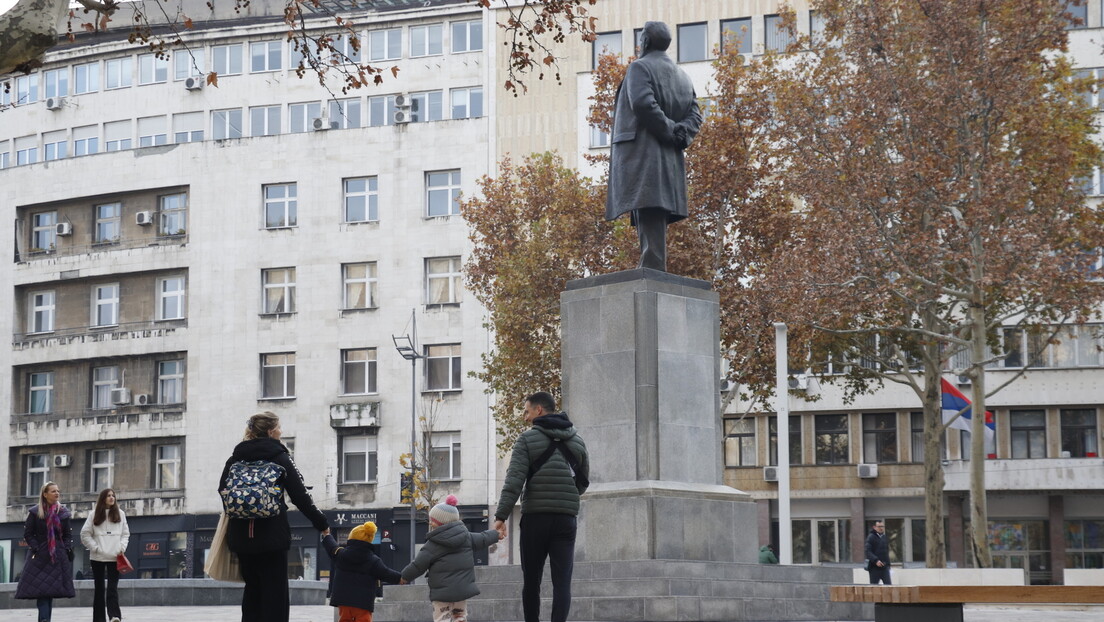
[16,481,76,622]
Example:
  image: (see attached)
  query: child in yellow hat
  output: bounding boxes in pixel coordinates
[323,521,405,622]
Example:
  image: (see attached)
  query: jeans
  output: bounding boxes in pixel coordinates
[519,513,577,622]
[36,597,52,622]
[868,563,892,585]
[238,549,290,622]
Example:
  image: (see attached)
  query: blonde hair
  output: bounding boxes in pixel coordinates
[36,481,59,519]
[243,411,280,440]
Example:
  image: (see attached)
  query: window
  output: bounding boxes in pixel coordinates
[410,24,443,57]
[104,120,132,152]
[92,284,120,327]
[43,131,67,161]
[1066,1,1088,29]
[724,417,756,466]
[212,108,243,139]
[678,23,708,62]
[0,143,8,169]
[155,444,181,489]
[451,19,483,53]
[73,125,99,156]
[160,192,187,236]
[43,68,68,98]
[138,115,168,147]
[1051,324,1104,367]
[264,183,297,228]
[174,49,205,80]
[343,177,379,223]
[765,14,795,53]
[0,82,9,107]
[158,276,186,320]
[343,262,378,309]
[428,431,461,480]
[787,518,853,565]
[342,435,378,483]
[1064,519,1104,569]
[90,449,114,491]
[1061,409,1098,458]
[138,53,168,84]
[105,57,133,89]
[262,268,296,314]
[911,411,946,463]
[369,28,401,61]
[250,105,281,136]
[289,101,323,133]
[261,353,296,398]
[450,87,483,119]
[26,454,49,497]
[341,348,378,394]
[411,91,443,122]
[16,135,38,166]
[815,414,849,464]
[92,366,119,409]
[426,256,462,304]
[29,372,54,414]
[425,344,461,391]
[590,126,610,148]
[30,291,55,333]
[810,10,828,44]
[158,360,185,404]
[212,44,243,75]
[368,95,397,126]
[769,416,802,465]
[74,62,100,94]
[31,211,57,251]
[251,41,282,72]
[15,74,39,104]
[592,31,623,69]
[426,170,461,217]
[862,413,897,463]
[173,111,204,143]
[330,33,362,64]
[329,98,361,129]
[1010,410,1047,459]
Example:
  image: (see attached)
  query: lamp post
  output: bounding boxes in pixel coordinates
[393,312,422,567]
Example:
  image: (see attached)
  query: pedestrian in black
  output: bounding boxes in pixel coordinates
[493,391,589,622]
[865,520,892,585]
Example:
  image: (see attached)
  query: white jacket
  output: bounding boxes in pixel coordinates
[80,510,130,563]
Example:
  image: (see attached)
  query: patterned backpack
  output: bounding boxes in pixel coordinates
[221,460,286,519]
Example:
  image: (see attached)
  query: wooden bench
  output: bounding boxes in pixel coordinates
[830,585,1104,622]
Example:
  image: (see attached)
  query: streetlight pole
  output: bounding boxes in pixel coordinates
[393,310,422,567]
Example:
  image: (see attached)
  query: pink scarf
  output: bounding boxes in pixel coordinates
[45,503,62,562]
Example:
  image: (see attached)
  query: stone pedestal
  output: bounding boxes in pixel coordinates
[561,269,757,563]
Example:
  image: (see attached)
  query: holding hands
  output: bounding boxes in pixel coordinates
[493,519,507,541]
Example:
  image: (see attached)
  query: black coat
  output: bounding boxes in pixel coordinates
[15,505,75,599]
[865,529,890,568]
[323,536,401,611]
[218,437,329,554]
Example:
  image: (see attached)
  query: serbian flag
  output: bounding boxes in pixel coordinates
[941,378,995,439]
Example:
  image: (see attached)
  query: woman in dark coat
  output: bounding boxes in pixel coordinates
[16,481,76,622]
[218,412,330,622]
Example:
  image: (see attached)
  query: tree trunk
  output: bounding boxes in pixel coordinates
[922,330,947,567]
[0,0,71,76]
[968,297,993,567]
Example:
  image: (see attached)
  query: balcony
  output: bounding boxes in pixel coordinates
[942,457,1104,492]
[9,405,187,445]
[329,401,380,428]
[12,319,187,361]
[15,233,188,264]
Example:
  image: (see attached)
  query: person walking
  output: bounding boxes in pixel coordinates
[322,520,405,622]
[16,482,76,622]
[865,520,892,585]
[80,488,130,622]
[218,412,330,622]
[493,392,589,622]
[401,495,501,622]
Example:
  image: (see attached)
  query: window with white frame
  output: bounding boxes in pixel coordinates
[590,125,611,148]
[426,256,462,304]
[678,22,708,62]
[289,101,322,133]
[264,183,297,228]
[862,413,898,464]
[30,291,55,333]
[0,143,9,169]
[369,28,401,61]
[592,31,622,70]
[368,95,397,126]
[43,68,68,98]
[330,33,362,63]
[155,444,181,488]
[174,49,205,80]
[173,111,204,143]
[721,17,753,54]
[410,24,443,57]
[105,57,133,89]
[341,435,378,483]
[15,135,37,166]
[158,276,186,320]
[261,352,296,398]
[160,192,187,236]
[411,90,443,122]
[0,81,9,106]
[31,211,56,250]
[450,87,483,119]
[250,105,281,136]
[810,10,828,44]
[765,14,795,53]
[250,41,283,72]
[262,267,296,313]
[212,43,243,75]
[212,108,243,139]
[158,359,185,404]
[90,448,114,491]
[73,125,99,156]
[91,283,120,327]
[425,344,461,391]
[29,372,54,414]
[724,417,756,466]
[344,177,378,223]
[426,170,461,217]
[26,454,49,496]
[341,348,378,394]
[91,366,119,409]
[427,431,461,480]
[343,262,378,309]
[451,19,482,53]
[1066,0,1088,29]
[139,53,168,84]
[74,61,100,94]
[43,130,66,161]
[104,120,132,152]
[137,115,168,147]
[329,98,361,129]
[15,74,38,104]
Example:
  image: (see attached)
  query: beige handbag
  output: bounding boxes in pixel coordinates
[203,513,244,583]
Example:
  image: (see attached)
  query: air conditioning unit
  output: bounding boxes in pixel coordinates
[53,454,71,468]
[788,374,809,391]
[45,96,65,110]
[55,222,73,236]
[110,387,132,405]
[393,109,412,124]
[394,93,410,107]
[763,466,779,482]
[311,116,333,131]
[720,378,737,394]
[956,374,972,386]
[184,76,204,90]
[135,393,152,406]
[857,464,879,479]
[136,211,154,226]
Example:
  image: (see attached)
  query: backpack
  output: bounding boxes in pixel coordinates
[221,460,286,519]
[526,437,589,493]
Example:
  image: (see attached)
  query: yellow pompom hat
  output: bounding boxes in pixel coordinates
[349,521,378,543]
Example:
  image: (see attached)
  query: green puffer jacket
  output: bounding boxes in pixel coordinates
[400,520,498,602]
[494,412,589,521]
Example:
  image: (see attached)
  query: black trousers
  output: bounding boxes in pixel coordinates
[520,513,577,622]
[91,560,122,622]
[238,549,290,622]
[868,563,892,585]
[634,208,668,271]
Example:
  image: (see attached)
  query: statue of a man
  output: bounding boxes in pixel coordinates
[605,21,703,272]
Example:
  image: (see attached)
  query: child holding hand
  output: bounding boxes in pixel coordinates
[323,521,405,622]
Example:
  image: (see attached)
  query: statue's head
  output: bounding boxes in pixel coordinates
[639,21,672,55]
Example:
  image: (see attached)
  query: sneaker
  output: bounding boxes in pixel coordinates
[110,618,121,622]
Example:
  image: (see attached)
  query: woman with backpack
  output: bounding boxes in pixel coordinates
[80,488,130,622]
[218,412,330,622]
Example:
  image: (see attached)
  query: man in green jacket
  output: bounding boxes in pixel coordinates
[494,391,589,622]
